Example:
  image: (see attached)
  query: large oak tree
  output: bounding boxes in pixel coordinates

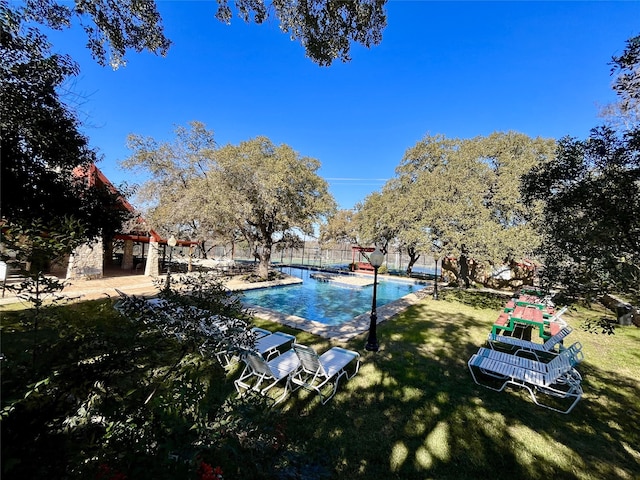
[359,132,555,286]
[210,136,336,278]
[124,123,336,279]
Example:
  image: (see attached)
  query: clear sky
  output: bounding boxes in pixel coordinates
[47,1,640,211]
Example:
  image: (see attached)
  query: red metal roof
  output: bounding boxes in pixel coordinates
[74,164,196,245]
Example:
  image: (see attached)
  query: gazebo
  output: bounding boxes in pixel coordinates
[351,246,377,273]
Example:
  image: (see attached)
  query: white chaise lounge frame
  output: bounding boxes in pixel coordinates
[234,349,300,403]
[287,344,361,404]
[468,346,583,414]
[487,326,580,358]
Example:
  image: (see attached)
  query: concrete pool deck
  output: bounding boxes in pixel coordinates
[0,271,303,306]
[0,271,431,344]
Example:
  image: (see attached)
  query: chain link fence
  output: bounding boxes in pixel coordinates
[200,242,437,277]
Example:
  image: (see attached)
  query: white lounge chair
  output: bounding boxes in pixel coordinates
[217,330,296,368]
[252,327,271,339]
[487,326,579,356]
[287,344,361,404]
[468,346,583,414]
[254,331,297,360]
[234,349,300,403]
[545,305,568,322]
[478,344,583,374]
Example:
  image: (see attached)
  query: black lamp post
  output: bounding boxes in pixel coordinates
[433,256,439,300]
[164,235,177,292]
[365,246,385,352]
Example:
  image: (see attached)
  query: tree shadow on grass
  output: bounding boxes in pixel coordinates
[4,294,639,480]
[278,298,640,480]
[1,298,247,479]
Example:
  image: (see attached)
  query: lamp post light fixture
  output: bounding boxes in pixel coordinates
[164,235,177,292]
[365,246,385,352]
[433,257,439,300]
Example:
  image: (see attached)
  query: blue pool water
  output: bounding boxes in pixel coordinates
[241,267,425,326]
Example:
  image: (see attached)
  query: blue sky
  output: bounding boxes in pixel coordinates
[47,1,640,210]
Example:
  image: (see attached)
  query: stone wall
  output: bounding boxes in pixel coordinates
[601,293,640,327]
[144,240,160,277]
[66,239,104,280]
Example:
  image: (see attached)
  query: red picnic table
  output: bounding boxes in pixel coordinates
[505,296,555,316]
[516,294,547,308]
[492,305,561,340]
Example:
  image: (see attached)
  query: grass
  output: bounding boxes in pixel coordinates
[2,290,639,479]
[255,292,640,480]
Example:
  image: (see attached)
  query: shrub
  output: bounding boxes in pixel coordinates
[1,273,290,479]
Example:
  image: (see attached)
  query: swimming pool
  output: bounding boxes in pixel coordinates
[241,266,425,326]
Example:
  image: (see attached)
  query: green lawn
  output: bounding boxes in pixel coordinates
[254,291,640,480]
[2,290,639,479]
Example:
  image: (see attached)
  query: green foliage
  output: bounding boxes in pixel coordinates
[529,33,640,302]
[1,2,88,222]
[215,0,388,66]
[1,3,132,245]
[157,270,251,320]
[0,220,78,367]
[355,190,398,254]
[21,0,171,69]
[1,274,289,479]
[122,121,219,243]
[17,0,387,69]
[1,217,87,271]
[522,126,640,302]
[6,273,69,363]
[320,209,360,249]
[609,33,640,123]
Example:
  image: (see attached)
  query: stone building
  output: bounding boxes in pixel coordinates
[64,164,195,280]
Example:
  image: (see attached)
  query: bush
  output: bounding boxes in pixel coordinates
[242,270,285,283]
[1,274,291,479]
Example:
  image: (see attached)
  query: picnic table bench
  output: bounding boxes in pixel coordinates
[356,262,375,272]
[492,305,561,340]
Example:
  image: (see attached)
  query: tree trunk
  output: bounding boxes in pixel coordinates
[405,247,420,276]
[441,257,460,283]
[256,244,272,280]
[459,253,470,288]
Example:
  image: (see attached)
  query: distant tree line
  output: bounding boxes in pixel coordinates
[320,132,556,288]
